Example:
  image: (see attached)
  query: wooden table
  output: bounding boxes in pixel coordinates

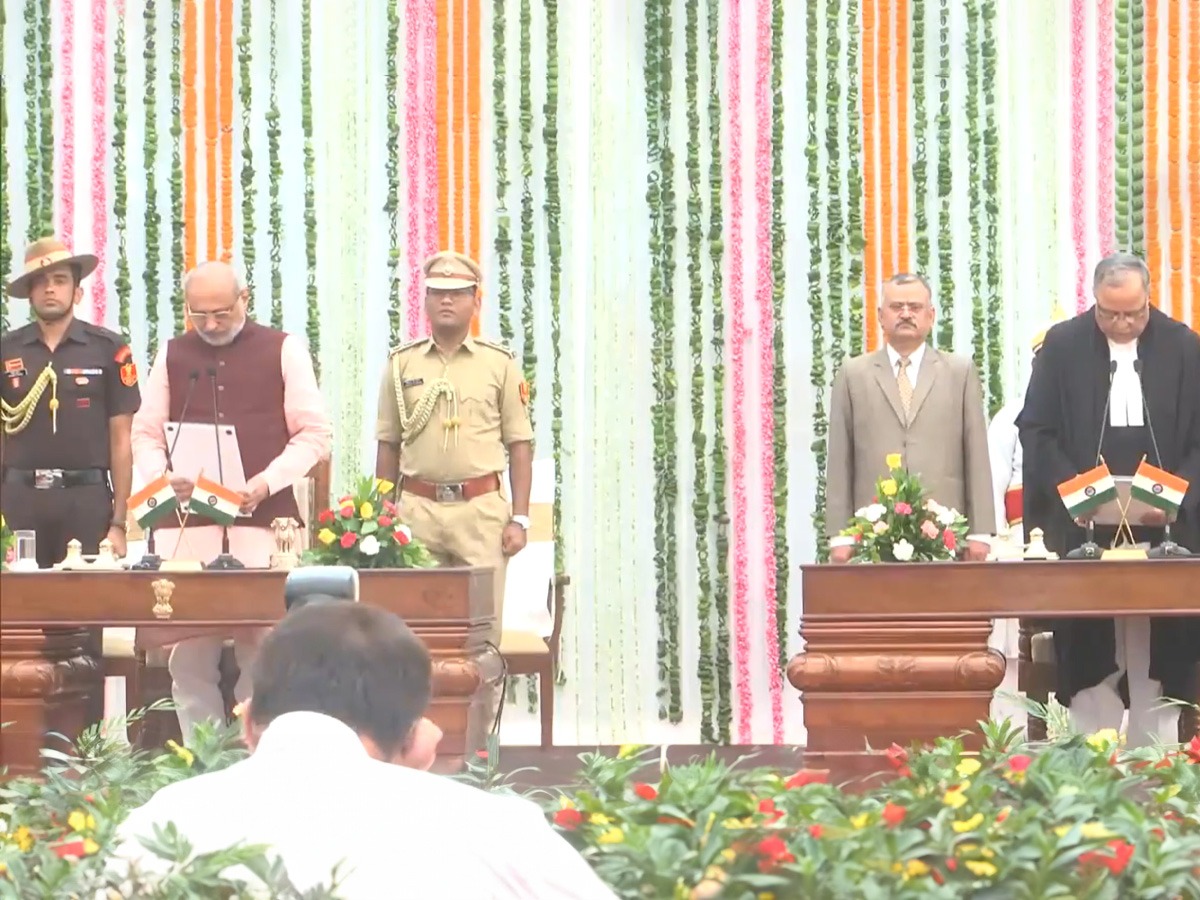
[0,567,500,777]
[787,559,1200,777]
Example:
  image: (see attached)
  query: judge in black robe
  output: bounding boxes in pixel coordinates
[1017,254,1200,744]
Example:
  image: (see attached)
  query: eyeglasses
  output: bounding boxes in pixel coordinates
[185,304,239,325]
[1094,303,1148,324]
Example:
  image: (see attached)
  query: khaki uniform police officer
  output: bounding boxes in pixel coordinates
[374,251,534,628]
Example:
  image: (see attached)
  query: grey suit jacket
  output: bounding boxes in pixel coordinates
[826,346,996,538]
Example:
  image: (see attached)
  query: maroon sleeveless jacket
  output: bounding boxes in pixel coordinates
[165,322,303,528]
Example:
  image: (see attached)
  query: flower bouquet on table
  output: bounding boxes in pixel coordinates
[301,477,437,569]
[839,453,969,562]
[0,514,13,571]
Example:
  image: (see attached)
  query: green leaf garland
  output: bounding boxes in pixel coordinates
[492,0,513,344]
[981,0,1002,416]
[238,0,256,300]
[966,1,984,381]
[705,0,731,743]
[770,0,788,672]
[301,0,318,373]
[518,0,536,415]
[825,0,845,367]
[36,0,52,238]
[266,0,282,328]
[910,0,930,274]
[1129,0,1145,256]
[23,0,43,242]
[686,0,714,742]
[384,0,400,343]
[935,0,953,350]
[0,0,10,332]
[169,0,184,334]
[845,0,864,357]
[143,0,161,356]
[807,0,829,561]
[113,2,131,339]
[543,0,562,576]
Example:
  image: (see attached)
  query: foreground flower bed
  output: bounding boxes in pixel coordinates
[2,716,1198,897]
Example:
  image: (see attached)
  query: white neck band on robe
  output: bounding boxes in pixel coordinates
[1107,339,1144,428]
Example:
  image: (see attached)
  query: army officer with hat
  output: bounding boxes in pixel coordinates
[374,251,533,628]
[1,236,141,567]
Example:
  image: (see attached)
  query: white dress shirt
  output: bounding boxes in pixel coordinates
[1107,339,1144,427]
[886,341,927,383]
[114,713,617,899]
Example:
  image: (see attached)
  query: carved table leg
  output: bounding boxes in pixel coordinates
[428,650,503,772]
[787,617,1005,779]
[0,628,103,777]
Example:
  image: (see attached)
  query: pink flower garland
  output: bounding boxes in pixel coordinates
[726,0,753,744]
[1096,0,1116,256]
[754,0,783,743]
[58,0,76,247]
[90,0,108,325]
[403,0,423,339]
[1070,0,1087,312]
[420,0,437,335]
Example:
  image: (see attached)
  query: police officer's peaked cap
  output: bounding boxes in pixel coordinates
[422,251,482,291]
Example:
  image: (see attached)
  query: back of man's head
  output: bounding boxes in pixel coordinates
[248,603,432,758]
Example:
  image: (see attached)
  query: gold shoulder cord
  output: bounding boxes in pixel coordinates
[390,353,460,449]
[1,362,59,435]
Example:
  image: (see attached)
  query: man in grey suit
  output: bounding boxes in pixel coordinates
[826,273,996,563]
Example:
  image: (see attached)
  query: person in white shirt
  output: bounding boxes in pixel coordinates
[114,602,617,899]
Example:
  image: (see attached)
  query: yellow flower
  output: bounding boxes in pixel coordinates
[11,826,33,852]
[880,478,898,497]
[719,848,736,863]
[232,700,249,719]
[83,838,100,855]
[964,860,998,878]
[892,859,930,881]
[1080,821,1115,840]
[850,813,871,829]
[885,453,903,470]
[758,894,775,900]
[617,744,644,759]
[721,817,755,830]
[558,796,575,810]
[165,740,194,767]
[952,813,985,833]
[956,758,982,778]
[359,501,374,519]
[1086,729,1121,752]
[317,527,337,545]
[66,810,96,833]
[942,787,968,809]
[596,827,625,844]
[588,813,611,826]
[375,478,395,495]
[702,866,727,883]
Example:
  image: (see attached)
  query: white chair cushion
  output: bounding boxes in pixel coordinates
[102,628,137,659]
[499,631,549,656]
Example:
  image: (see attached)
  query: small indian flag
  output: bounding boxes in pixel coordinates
[129,476,178,530]
[189,475,242,526]
[1057,464,1119,518]
[1130,460,1188,514]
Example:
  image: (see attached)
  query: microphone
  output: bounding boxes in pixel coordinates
[1070,360,1120,559]
[133,369,201,572]
[1132,359,1191,557]
[1094,359,1119,467]
[204,365,245,570]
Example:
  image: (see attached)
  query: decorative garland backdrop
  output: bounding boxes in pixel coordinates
[0,0,1199,745]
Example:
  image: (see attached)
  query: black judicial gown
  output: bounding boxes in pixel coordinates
[1017,307,1200,706]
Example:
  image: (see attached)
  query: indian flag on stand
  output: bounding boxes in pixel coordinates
[190,475,242,526]
[129,476,178,529]
[1057,464,1119,518]
[1130,460,1189,515]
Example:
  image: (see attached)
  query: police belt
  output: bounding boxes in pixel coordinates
[400,473,500,503]
[3,468,110,490]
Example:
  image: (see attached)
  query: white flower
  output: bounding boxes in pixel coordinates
[359,535,381,556]
[892,539,915,562]
[861,503,887,523]
[936,508,958,527]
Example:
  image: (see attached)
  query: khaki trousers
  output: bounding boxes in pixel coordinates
[399,489,510,636]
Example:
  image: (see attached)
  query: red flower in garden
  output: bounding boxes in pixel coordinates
[378,515,394,527]
[884,743,911,776]
[807,824,824,839]
[318,509,335,525]
[881,802,907,827]
[1080,839,1135,876]
[755,836,795,872]
[758,799,784,823]
[893,501,912,515]
[339,504,354,518]
[1186,735,1200,764]
[339,532,357,549]
[785,769,829,789]
[553,808,583,830]
[1008,754,1032,773]
[633,783,657,801]
[942,529,957,551]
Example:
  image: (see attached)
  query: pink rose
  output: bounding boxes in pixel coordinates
[943,529,957,551]
[893,502,912,516]
[920,519,939,539]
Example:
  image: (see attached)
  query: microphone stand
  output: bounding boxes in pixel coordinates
[1148,520,1193,558]
[204,366,245,570]
[1066,361,1119,561]
[1131,359,1193,559]
[133,370,201,572]
[1066,517,1104,559]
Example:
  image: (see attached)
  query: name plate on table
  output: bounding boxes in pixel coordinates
[1102,548,1149,560]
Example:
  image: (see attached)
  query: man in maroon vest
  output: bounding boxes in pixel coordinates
[131,261,332,738]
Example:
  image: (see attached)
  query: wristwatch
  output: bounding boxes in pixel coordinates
[510,515,530,530]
